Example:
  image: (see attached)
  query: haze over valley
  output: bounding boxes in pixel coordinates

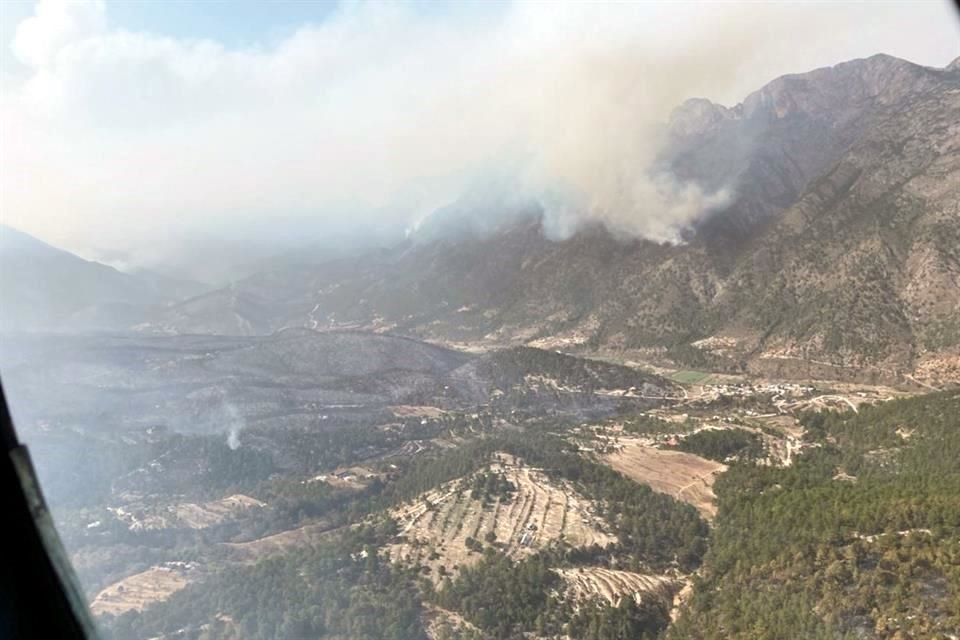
[1,2,959,639]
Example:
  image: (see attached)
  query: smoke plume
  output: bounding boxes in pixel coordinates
[227,425,241,451]
[2,1,958,265]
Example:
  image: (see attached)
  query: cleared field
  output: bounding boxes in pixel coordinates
[90,562,198,616]
[668,370,712,384]
[171,494,265,529]
[308,465,384,490]
[554,567,680,607]
[604,440,726,520]
[111,493,265,531]
[391,405,448,418]
[385,454,616,583]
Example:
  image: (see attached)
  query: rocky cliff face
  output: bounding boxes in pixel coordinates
[143,55,960,384]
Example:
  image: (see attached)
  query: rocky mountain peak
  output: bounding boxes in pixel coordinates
[667,54,941,142]
[668,98,734,139]
[740,54,940,121]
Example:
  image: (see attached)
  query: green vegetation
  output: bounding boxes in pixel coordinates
[433,552,671,640]
[434,553,560,638]
[91,385,960,640]
[673,428,764,462]
[663,343,737,373]
[670,392,960,639]
[383,430,708,639]
[478,346,667,393]
[568,597,670,640]
[669,370,711,384]
[95,427,704,640]
[618,414,693,436]
[390,431,708,572]
[102,522,426,640]
[468,471,515,503]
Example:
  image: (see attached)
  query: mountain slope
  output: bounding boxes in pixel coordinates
[142,55,960,383]
[0,225,206,331]
[708,58,960,379]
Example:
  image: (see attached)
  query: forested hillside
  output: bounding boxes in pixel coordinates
[97,429,708,640]
[670,392,960,639]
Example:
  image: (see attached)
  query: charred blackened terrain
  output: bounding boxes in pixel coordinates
[0,329,677,619]
[1,330,672,442]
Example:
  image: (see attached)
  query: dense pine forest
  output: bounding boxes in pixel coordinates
[670,392,960,639]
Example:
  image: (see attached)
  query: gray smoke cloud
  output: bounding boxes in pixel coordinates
[2,1,958,264]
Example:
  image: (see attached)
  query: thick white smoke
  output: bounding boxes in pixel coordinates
[2,0,958,261]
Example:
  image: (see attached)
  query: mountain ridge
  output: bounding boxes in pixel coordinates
[5,54,958,384]
[137,54,960,384]
[0,224,207,332]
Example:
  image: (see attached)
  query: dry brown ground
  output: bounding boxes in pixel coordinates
[309,465,384,490]
[671,581,694,621]
[391,405,448,418]
[385,454,616,584]
[112,493,265,531]
[603,440,726,520]
[90,562,199,616]
[554,567,680,607]
[171,494,265,529]
[91,519,340,615]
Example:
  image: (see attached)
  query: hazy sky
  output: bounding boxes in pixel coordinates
[1,0,958,268]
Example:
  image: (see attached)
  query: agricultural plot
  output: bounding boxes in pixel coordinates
[308,465,383,490]
[390,405,448,418]
[170,494,266,529]
[110,493,265,531]
[385,454,616,583]
[668,370,712,384]
[90,562,199,616]
[603,440,726,520]
[554,567,680,607]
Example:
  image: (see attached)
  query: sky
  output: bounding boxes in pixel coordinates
[1,0,958,274]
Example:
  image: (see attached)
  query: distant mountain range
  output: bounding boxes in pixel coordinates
[3,54,958,384]
[0,225,206,332]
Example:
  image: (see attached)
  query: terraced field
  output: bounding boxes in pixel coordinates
[603,439,726,520]
[385,454,616,583]
[110,493,265,531]
[554,567,680,607]
[90,562,200,616]
[171,494,266,529]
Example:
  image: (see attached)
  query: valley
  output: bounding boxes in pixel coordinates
[5,324,951,640]
[0,47,958,640]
